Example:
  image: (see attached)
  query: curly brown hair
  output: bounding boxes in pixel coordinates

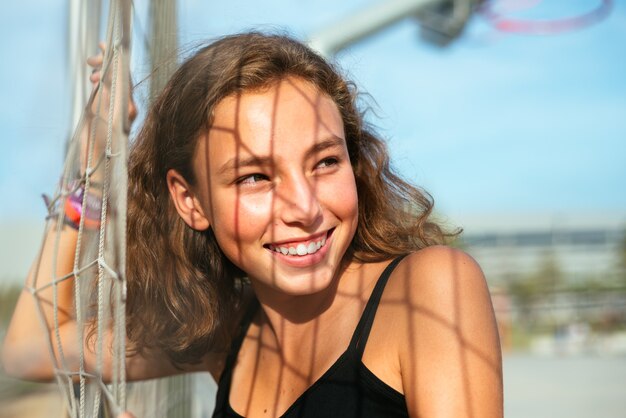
[126,32,450,366]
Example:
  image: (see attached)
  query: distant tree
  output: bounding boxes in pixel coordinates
[619,229,626,286]
[508,250,563,332]
[540,250,564,293]
[508,276,539,330]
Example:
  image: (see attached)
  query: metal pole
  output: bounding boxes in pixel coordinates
[149,0,178,102]
[68,0,102,136]
[308,0,441,57]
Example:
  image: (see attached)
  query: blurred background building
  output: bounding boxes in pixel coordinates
[461,211,626,354]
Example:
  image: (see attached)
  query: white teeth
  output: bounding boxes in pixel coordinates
[270,234,328,257]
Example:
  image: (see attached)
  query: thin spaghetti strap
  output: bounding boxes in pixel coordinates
[348,255,407,359]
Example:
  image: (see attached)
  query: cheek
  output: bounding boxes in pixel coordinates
[212,193,273,245]
[344,180,359,223]
[320,171,359,222]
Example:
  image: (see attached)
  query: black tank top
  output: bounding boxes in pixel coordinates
[213,256,409,418]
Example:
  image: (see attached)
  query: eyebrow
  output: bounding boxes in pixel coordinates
[218,136,346,176]
[306,136,345,158]
[218,154,274,176]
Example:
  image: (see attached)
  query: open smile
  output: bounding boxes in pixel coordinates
[265,228,335,257]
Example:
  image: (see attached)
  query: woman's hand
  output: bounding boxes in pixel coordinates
[79,42,136,184]
[86,42,137,124]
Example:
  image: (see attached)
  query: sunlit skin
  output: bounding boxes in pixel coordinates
[168,77,359,312]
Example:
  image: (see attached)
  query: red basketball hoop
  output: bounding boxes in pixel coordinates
[481,0,613,35]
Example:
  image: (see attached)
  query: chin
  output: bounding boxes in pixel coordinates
[266,265,338,297]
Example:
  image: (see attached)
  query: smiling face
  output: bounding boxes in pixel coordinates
[170,77,359,301]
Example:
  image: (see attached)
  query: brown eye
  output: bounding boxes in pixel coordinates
[236,173,269,186]
[316,157,339,169]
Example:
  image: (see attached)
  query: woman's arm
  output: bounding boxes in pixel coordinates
[1,222,217,381]
[2,222,78,380]
[1,46,209,383]
[398,246,503,418]
[2,44,119,381]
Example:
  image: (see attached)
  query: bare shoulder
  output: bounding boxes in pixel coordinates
[384,246,489,316]
[387,246,503,417]
[387,245,498,361]
[391,245,497,341]
[400,245,484,281]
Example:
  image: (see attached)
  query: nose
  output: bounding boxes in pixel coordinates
[277,172,322,227]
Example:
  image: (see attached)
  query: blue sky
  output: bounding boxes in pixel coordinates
[1,0,625,223]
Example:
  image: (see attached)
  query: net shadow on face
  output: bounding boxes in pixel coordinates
[197,69,502,417]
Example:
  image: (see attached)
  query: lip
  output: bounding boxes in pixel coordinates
[265,229,331,248]
[265,228,335,268]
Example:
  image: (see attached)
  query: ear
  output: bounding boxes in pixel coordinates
[166,169,211,231]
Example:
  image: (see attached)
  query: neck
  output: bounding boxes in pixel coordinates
[251,258,364,347]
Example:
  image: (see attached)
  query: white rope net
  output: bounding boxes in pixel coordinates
[29,1,217,416]
[31,0,130,416]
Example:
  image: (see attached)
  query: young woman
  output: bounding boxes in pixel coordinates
[3,33,503,417]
